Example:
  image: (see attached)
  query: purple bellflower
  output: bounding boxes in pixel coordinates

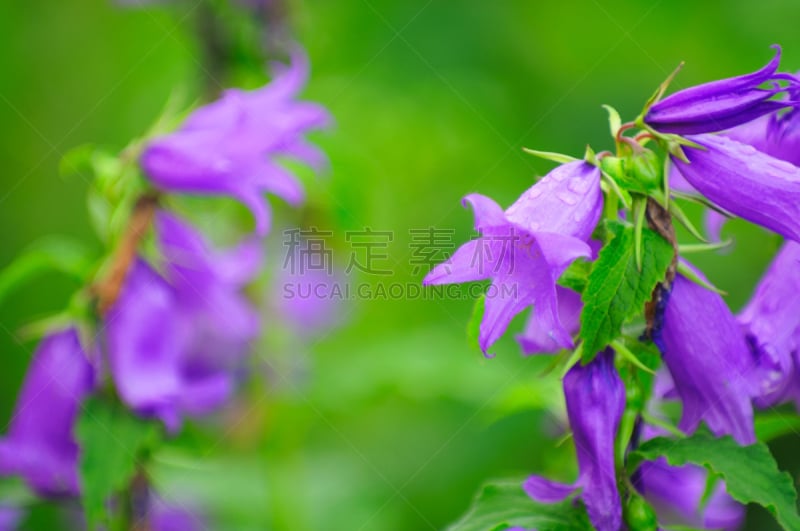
[645,46,797,134]
[635,457,744,530]
[106,258,243,432]
[0,329,94,497]
[726,101,800,166]
[141,51,330,235]
[672,133,800,242]
[659,270,756,444]
[738,241,800,407]
[423,161,602,354]
[523,349,624,531]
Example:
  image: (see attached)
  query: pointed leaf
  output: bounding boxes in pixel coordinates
[448,479,592,531]
[579,222,674,360]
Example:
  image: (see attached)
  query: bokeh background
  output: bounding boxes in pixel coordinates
[1,0,799,529]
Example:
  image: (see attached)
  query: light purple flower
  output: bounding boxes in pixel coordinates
[672,133,800,242]
[141,50,330,235]
[150,497,205,531]
[645,46,797,134]
[517,286,582,355]
[659,270,756,444]
[424,161,602,354]
[0,329,94,497]
[739,241,800,407]
[524,349,624,531]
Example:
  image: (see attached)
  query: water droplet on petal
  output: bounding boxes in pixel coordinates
[568,176,591,194]
[556,190,579,205]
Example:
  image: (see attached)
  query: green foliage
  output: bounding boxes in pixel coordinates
[755,411,800,442]
[0,237,94,306]
[76,396,162,530]
[629,434,800,531]
[557,258,592,294]
[448,479,592,531]
[579,221,673,361]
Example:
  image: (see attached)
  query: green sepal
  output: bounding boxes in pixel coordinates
[522,148,578,165]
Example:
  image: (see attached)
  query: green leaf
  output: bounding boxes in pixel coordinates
[629,434,800,531]
[579,222,673,360]
[557,258,591,294]
[0,237,94,306]
[448,479,592,531]
[76,396,162,530]
[755,411,800,442]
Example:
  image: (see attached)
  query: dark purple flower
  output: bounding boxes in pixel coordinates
[672,133,800,242]
[524,349,624,531]
[739,241,800,407]
[645,46,797,134]
[635,457,744,530]
[660,270,756,444]
[0,329,94,497]
[141,50,330,235]
[726,105,800,167]
[424,161,602,354]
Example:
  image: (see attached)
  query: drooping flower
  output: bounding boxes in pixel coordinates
[645,46,797,135]
[0,329,94,497]
[659,269,756,444]
[141,50,330,235]
[635,457,744,530]
[424,160,602,354]
[523,349,624,531]
[671,133,800,242]
[738,240,800,407]
[106,260,237,431]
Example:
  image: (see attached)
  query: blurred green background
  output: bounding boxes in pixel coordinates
[1,0,799,529]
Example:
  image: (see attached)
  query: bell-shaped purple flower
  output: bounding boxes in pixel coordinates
[738,241,800,407]
[0,329,94,497]
[106,260,237,431]
[659,270,756,444]
[523,349,624,531]
[517,286,582,355]
[645,46,797,134]
[141,50,330,235]
[424,161,602,354]
[635,457,744,530]
[672,133,800,242]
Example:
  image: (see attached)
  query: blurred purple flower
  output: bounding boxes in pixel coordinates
[150,497,205,531]
[672,133,800,242]
[659,270,756,444]
[272,237,343,336]
[0,329,94,497]
[156,210,261,344]
[635,457,744,530]
[739,241,800,407]
[107,259,243,432]
[141,50,330,235]
[424,161,602,354]
[524,349,624,531]
[645,46,797,134]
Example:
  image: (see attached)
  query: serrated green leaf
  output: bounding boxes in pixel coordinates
[76,396,162,530]
[447,479,592,531]
[629,434,800,531]
[0,237,94,306]
[579,222,673,360]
